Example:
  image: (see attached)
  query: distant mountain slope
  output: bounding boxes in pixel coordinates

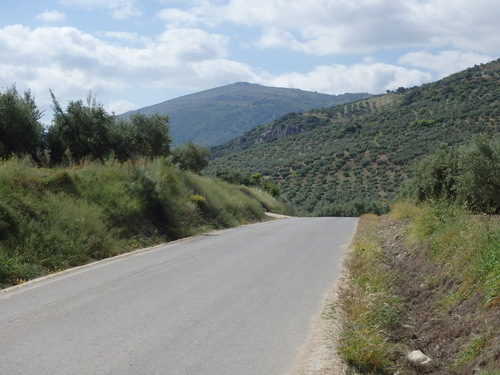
[119,82,371,146]
[208,59,500,215]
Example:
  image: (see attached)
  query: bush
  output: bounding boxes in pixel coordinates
[316,199,388,217]
[456,137,500,212]
[404,136,500,213]
[172,141,210,174]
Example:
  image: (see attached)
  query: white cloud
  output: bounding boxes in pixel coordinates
[190,59,261,87]
[399,50,494,78]
[36,10,66,23]
[156,9,200,28]
[105,31,140,43]
[106,99,136,114]
[176,0,500,56]
[261,63,433,95]
[0,24,250,112]
[60,0,142,19]
[3,0,498,121]
[156,28,229,62]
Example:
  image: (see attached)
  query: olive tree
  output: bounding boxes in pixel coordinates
[171,141,210,174]
[48,91,114,164]
[0,86,43,161]
[111,113,171,162]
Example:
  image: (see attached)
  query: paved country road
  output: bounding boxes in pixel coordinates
[0,217,357,375]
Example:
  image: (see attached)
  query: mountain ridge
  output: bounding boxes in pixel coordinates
[119,82,372,146]
[208,59,500,215]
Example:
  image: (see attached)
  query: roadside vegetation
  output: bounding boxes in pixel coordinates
[338,203,499,374]
[0,87,290,289]
[336,136,500,374]
[0,157,289,288]
[337,213,402,374]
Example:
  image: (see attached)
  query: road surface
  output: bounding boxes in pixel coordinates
[0,217,357,375]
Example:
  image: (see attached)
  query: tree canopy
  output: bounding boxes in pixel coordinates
[172,141,210,174]
[0,86,43,160]
[48,92,171,165]
[404,136,500,213]
[49,91,114,164]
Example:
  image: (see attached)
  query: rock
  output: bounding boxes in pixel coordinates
[408,350,432,365]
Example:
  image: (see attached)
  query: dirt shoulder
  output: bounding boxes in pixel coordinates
[379,216,500,374]
[290,215,499,374]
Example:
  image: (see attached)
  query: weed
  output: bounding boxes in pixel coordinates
[452,331,493,370]
[406,201,500,308]
[388,201,417,220]
[337,214,402,374]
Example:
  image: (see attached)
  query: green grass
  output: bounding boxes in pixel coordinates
[237,184,291,215]
[337,214,402,374]
[0,157,284,288]
[338,203,500,373]
[452,331,494,370]
[405,202,500,308]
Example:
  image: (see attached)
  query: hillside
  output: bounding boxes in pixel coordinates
[0,158,290,288]
[208,59,500,215]
[119,82,371,146]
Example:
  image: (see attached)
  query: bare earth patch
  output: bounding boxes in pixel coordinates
[379,216,500,374]
[289,216,499,375]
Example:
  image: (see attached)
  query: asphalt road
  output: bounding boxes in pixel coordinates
[0,217,357,375]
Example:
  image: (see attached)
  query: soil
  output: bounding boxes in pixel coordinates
[291,216,499,374]
[378,216,500,374]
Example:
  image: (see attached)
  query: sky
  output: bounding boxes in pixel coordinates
[1,0,499,124]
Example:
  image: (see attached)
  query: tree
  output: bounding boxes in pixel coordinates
[108,118,136,163]
[408,144,459,202]
[111,113,171,162]
[0,86,43,161]
[48,91,114,164]
[128,113,171,159]
[403,136,500,213]
[172,141,210,174]
[456,136,500,212]
[250,173,262,186]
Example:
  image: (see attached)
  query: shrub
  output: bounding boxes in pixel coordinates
[172,141,210,174]
[404,137,500,213]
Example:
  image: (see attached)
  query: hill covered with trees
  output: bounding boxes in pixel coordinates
[119,82,371,146]
[208,59,500,216]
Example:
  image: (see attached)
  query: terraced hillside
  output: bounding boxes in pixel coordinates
[209,59,500,215]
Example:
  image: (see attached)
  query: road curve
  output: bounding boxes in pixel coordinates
[0,217,357,375]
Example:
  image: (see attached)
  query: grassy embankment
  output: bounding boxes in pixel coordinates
[337,202,500,374]
[0,157,290,288]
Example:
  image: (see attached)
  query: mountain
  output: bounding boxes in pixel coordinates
[119,82,371,146]
[208,59,500,215]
